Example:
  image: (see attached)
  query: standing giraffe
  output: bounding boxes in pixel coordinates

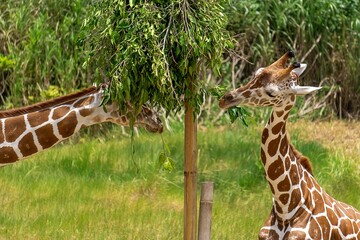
[0,82,163,167]
[219,51,360,239]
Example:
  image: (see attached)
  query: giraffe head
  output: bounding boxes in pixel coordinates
[106,103,164,133]
[219,51,321,109]
[133,105,164,133]
[82,83,164,133]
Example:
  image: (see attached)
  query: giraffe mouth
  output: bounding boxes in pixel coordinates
[219,91,242,109]
[145,124,163,133]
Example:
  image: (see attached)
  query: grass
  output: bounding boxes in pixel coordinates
[0,120,359,239]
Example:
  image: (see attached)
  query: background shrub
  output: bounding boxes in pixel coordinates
[0,0,359,119]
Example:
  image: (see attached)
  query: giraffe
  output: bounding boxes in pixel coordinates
[0,82,163,167]
[219,51,360,239]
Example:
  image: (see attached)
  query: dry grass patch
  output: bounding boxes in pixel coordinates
[289,120,359,157]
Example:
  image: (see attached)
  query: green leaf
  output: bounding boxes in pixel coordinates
[163,156,175,172]
[227,106,249,127]
[158,151,166,165]
[209,85,227,99]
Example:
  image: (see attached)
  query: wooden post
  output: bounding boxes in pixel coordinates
[198,182,214,240]
[184,98,198,240]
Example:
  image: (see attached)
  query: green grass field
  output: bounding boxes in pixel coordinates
[0,121,359,239]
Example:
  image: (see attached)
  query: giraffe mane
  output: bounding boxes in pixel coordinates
[289,143,313,176]
[0,86,99,118]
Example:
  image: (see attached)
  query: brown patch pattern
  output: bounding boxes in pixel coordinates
[35,124,59,149]
[272,122,284,135]
[262,128,269,144]
[288,188,301,212]
[27,109,51,127]
[5,116,26,142]
[79,108,94,117]
[267,157,284,181]
[0,121,4,143]
[317,216,331,239]
[277,176,290,192]
[0,146,18,163]
[57,111,78,138]
[279,193,289,205]
[52,106,71,120]
[73,96,94,108]
[268,135,281,156]
[18,133,38,157]
[309,218,321,239]
[242,90,251,98]
[279,136,288,155]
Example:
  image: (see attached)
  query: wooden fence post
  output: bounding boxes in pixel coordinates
[198,182,214,240]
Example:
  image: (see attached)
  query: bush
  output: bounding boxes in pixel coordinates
[0,0,358,120]
[220,0,360,119]
[0,0,89,107]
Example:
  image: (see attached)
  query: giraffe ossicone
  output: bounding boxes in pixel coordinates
[0,83,163,167]
[219,51,360,239]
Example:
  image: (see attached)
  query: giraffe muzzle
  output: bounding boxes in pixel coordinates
[219,93,234,109]
[145,123,163,133]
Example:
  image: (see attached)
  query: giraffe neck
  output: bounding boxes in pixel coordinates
[261,96,311,221]
[0,86,126,166]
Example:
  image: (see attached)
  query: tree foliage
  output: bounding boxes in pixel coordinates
[84,0,233,114]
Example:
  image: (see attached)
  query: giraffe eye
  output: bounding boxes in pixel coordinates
[265,90,275,98]
[144,108,151,115]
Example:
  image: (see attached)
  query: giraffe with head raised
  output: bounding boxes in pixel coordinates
[219,51,360,239]
[0,82,163,167]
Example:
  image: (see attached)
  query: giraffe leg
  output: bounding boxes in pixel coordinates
[259,227,280,240]
[259,209,280,240]
[283,230,307,240]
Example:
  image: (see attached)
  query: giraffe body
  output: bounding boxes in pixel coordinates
[259,104,360,239]
[219,52,360,239]
[0,83,163,166]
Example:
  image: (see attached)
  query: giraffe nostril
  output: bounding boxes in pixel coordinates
[219,94,233,108]
[223,94,234,102]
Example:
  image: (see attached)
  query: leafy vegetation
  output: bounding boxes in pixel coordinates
[1,0,358,119]
[83,0,232,114]
[221,0,360,119]
[0,0,89,107]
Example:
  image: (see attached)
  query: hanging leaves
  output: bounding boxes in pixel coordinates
[209,85,249,126]
[83,0,233,115]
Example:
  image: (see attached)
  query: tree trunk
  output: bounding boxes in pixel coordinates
[184,98,198,240]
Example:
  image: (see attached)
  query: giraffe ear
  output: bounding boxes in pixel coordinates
[291,85,322,95]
